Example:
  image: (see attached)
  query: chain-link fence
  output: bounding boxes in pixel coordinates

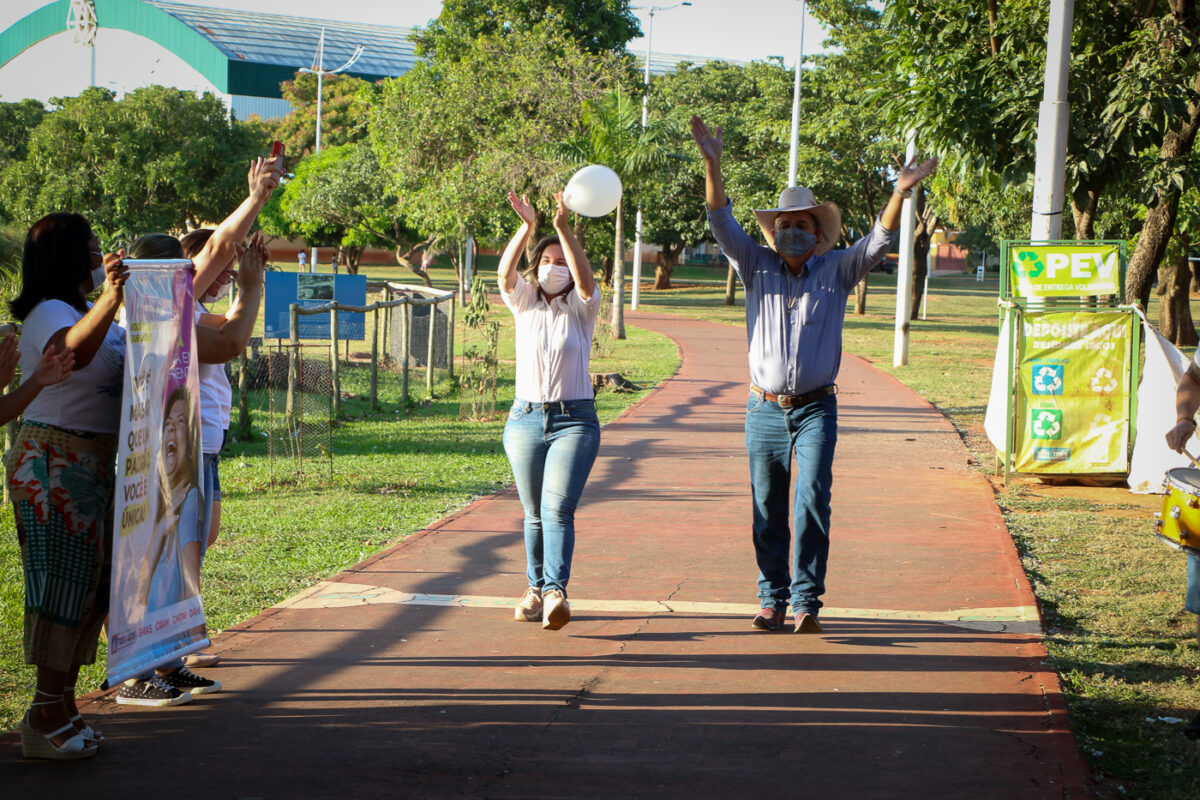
[229,284,457,484]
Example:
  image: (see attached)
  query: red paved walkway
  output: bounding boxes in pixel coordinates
[2,311,1094,798]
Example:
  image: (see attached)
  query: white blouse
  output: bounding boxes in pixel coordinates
[500,275,601,402]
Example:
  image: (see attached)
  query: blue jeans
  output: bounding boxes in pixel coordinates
[745,393,838,614]
[503,399,600,595]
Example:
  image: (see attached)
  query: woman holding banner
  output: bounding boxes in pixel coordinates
[498,191,601,631]
[7,212,128,759]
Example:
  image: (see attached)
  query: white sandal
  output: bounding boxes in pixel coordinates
[20,690,97,760]
[64,685,103,743]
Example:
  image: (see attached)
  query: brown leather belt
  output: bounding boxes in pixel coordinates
[750,384,837,409]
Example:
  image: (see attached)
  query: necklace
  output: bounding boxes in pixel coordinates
[783,268,801,312]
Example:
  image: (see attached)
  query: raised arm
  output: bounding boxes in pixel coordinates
[879,156,939,231]
[498,192,537,293]
[1168,361,1200,452]
[193,156,282,295]
[196,233,267,364]
[691,116,728,210]
[46,252,127,369]
[552,192,595,300]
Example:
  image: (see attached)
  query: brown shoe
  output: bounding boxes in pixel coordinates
[184,653,220,668]
[542,589,570,630]
[793,612,823,634]
[753,607,785,631]
[514,587,543,622]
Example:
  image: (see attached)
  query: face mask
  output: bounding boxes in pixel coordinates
[201,280,232,304]
[774,227,817,258]
[90,266,106,292]
[537,264,571,295]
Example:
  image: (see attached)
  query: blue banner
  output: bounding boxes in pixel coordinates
[263,272,367,340]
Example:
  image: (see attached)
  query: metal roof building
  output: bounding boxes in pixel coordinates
[0,0,420,118]
[1,1,737,119]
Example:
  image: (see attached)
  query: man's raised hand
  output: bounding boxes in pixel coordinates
[690,116,723,163]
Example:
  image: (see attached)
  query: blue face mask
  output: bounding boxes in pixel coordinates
[774,227,817,258]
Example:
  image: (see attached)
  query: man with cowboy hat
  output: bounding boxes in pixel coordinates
[690,115,937,633]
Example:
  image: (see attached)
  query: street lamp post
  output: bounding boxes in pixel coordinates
[631,2,689,311]
[787,0,807,188]
[299,28,365,272]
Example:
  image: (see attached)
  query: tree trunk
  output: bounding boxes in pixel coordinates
[908,190,935,320]
[653,242,682,290]
[1126,57,1200,307]
[612,198,625,340]
[341,244,364,275]
[854,274,868,314]
[395,243,434,288]
[1159,247,1199,346]
[600,255,613,285]
[524,210,547,265]
[724,263,738,305]
[1191,258,1200,294]
[1072,186,1099,240]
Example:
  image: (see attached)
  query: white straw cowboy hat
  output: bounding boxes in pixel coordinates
[753,185,841,256]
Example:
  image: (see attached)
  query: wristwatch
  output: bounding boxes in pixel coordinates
[895,187,913,199]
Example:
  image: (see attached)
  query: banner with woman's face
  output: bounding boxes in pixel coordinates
[107,259,207,685]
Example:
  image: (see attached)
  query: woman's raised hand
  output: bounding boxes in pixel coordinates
[103,249,128,300]
[508,192,537,228]
[552,192,569,231]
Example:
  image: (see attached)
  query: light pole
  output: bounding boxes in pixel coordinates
[631,2,690,310]
[299,28,364,272]
[1030,0,1074,241]
[787,0,807,187]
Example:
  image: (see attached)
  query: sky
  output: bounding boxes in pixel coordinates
[1,0,829,66]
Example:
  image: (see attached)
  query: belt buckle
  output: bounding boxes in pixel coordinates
[778,393,798,409]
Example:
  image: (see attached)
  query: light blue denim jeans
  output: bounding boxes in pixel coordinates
[745,392,838,615]
[503,399,601,595]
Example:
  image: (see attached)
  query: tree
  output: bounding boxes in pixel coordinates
[558,88,671,338]
[415,0,641,61]
[648,60,797,299]
[268,72,373,158]
[857,0,1200,313]
[281,142,435,282]
[0,99,46,172]
[371,21,630,265]
[0,86,265,237]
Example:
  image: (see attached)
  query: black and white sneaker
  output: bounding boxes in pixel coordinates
[115,675,193,707]
[159,666,222,696]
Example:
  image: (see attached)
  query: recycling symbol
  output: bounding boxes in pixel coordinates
[1090,367,1118,394]
[1031,410,1062,439]
[1015,250,1045,277]
[1033,365,1063,394]
[1087,413,1112,436]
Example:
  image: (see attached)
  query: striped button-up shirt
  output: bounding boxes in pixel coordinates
[707,200,896,396]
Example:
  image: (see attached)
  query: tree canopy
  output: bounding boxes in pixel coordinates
[0,86,265,239]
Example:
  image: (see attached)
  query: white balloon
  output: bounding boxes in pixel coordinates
[563,164,623,217]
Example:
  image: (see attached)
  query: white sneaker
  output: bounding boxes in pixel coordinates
[542,589,570,630]
[514,586,542,622]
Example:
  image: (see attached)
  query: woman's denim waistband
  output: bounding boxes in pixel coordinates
[512,398,596,414]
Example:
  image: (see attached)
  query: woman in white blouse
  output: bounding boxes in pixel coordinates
[499,191,601,631]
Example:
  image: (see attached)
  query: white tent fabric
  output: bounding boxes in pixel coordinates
[1128,308,1192,493]
[983,312,1011,453]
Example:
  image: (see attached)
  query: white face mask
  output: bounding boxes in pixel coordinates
[90,266,106,292]
[201,280,232,304]
[537,263,571,295]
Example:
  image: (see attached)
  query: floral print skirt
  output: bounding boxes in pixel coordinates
[6,421,117,671]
